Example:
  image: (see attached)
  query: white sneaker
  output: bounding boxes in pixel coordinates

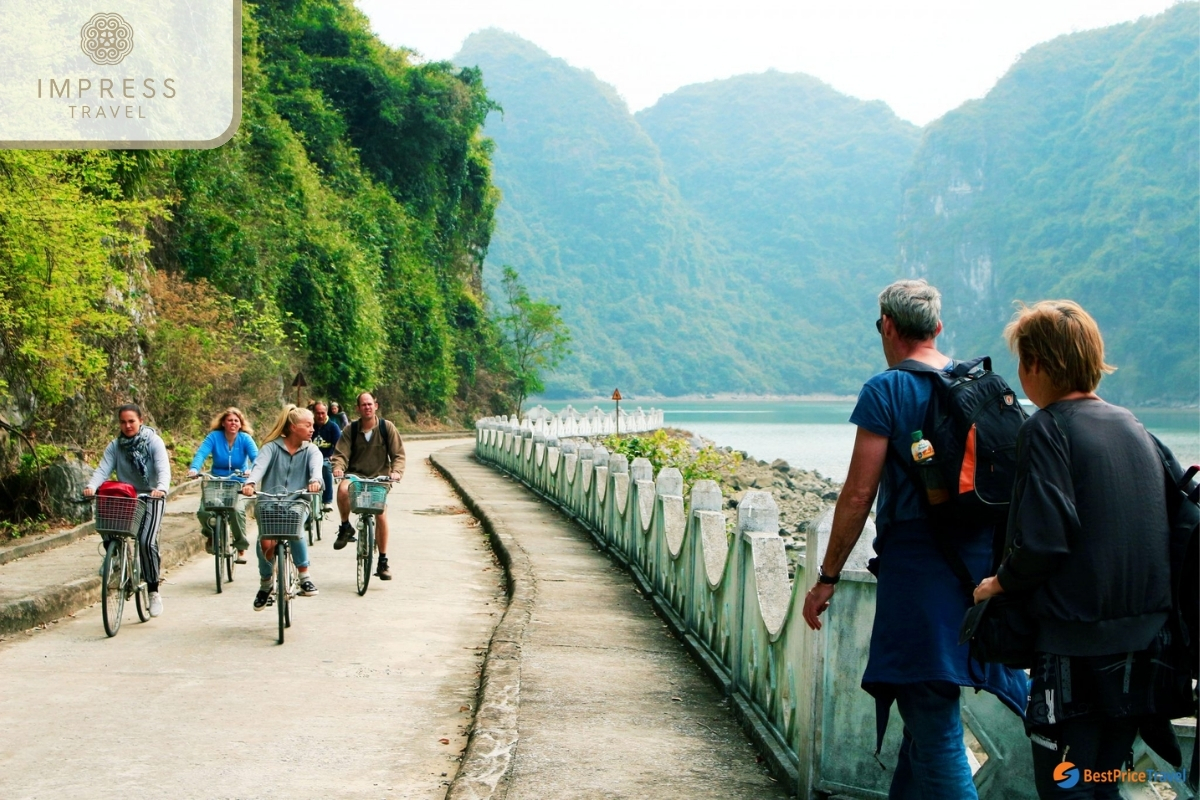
[148,591,163,617]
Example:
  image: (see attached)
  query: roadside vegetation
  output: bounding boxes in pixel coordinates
[0,0,565,534]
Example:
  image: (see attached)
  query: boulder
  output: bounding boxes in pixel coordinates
[43,457,93,523]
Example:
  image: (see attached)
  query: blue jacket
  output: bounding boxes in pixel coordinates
[189,430,258,480]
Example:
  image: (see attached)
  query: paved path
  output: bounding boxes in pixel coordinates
[0,437,502,800]
[433,444,790,800]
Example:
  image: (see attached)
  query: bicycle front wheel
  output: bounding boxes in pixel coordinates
[277,543,288,644]
[214,515,226,593]
[101,539,126,637]
[356,516,375,596]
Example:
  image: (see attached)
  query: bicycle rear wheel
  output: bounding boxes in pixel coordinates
[214,516,226,593]
[356,516,375,596]
[101,539,126,637]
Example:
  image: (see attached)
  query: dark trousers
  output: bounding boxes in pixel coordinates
[1029,716,1141,799]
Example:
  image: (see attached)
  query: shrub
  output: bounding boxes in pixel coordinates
[602,429,741,494]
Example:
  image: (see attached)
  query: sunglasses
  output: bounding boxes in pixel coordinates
[875,317,884,333]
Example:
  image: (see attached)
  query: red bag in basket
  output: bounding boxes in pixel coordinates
[97,481,138,498]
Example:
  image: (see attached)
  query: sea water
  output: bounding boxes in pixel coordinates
[536,399,1200,483]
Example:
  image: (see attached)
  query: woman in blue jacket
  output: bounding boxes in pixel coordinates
[187,407,258,563]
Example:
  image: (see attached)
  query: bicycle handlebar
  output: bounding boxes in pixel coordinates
[252,489,319,500]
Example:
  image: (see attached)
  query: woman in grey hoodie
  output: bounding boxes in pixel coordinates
[242,405,323,610]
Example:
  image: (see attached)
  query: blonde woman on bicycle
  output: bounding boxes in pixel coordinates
[242,405,323,610]
[83,404,171,618]
[186,407,258,563]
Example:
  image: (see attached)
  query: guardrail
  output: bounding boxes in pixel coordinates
[474,420,1047,798]
[478,404,664,440]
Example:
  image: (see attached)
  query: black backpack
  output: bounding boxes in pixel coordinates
[1154,439,1199,789]
[891,356,1028,530]
[1154,437,1200,678]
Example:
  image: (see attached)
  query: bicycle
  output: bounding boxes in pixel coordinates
[255,490,318,644]
[307,468,327,547]
[199,472,243,593]
[343,476,391,596]
[93,494,155,637]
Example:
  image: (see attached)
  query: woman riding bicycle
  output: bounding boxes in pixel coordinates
[186,407,258,564]
[242,405,323,610]
[83,404,171,618]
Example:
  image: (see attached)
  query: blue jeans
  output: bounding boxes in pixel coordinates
[321,461,333,505]
[889,681,977,799]
[256,534,309,581]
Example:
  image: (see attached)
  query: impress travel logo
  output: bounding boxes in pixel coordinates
[80,13,135,66]
[0,1,241,148]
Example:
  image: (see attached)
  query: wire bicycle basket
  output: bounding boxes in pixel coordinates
[349,480,389,516]
[94,496,145,537]
[256,499,308,540]
[201,478,242,510]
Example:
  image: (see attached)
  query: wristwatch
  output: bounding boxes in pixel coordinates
[817,566,841,585]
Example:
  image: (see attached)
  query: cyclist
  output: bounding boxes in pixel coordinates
[83,404,171,618]
[310,401,341,514]
[242,405,323,610]
[329,401,350,430]
[330,392,405,580]
[186,407,257,564]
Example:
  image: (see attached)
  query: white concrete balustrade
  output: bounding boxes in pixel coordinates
[472,421,1064,799]
[477,404,664,440]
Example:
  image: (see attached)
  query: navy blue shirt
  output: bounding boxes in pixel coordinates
[311,421,341,461]
[849,363,1027,721]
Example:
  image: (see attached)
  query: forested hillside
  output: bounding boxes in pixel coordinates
[459,6,1197,405]
[454,30,758,397]
[0,0,508,518]
[458,31,920,396]
[899,2,1199,405]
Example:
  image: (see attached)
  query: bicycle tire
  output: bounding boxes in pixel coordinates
[277,542,288,644]
[214,515,226,593]
[285,556,296,629]
[135,579,151,622]
[101,539,126,637]
[356,515,374,596]
[307,507,315,546]
[314,506,322,542]
[133,540,150,622]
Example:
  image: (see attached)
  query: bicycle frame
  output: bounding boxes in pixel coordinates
[94,494,153,637]
[253,489,315,644]
[199,472,244,593]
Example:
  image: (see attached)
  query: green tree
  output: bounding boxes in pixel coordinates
[499,266,570,418]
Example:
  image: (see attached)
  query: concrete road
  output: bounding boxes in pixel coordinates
[0,438,503,800]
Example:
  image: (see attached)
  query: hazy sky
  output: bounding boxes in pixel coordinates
[354,0,1182,125]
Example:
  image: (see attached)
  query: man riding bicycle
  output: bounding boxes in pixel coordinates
[330,392,405,580]
[310,401,341,514]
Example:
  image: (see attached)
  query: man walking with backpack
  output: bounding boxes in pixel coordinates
[801,279,1027,799]
[330,392,406,580]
